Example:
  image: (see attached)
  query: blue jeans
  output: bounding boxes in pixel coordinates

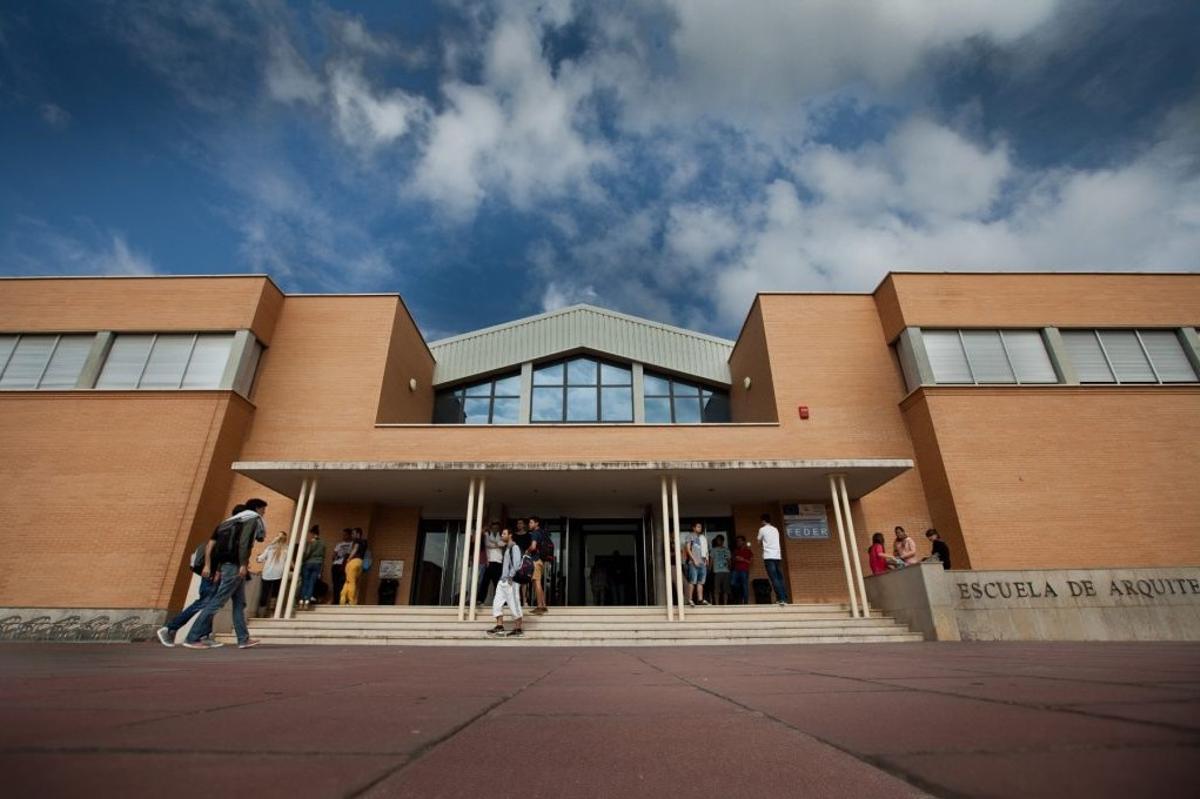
[730,571,749,604]
[686,563,707,585]
[186,564,249,644]
[764,559,789,603]
[164,574,217,633]
[300,562,322,601]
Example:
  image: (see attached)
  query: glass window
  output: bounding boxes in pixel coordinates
[462,397,491,424]
[491,396,521,423]
[961,330,1015,383]
[643,370,730,423]
[600,363,632,385]
[924,330,973,384]
[433,369,523,424]
[600,387,633,421]
[39,336,92,389]
[1140,330,1197,383]
[0,336,16,376]
[531,387,563,421]
[533,362,564,385]
[566,386,597,421]
[140,334,194,389]
[0,335,56,388]
[1062,330,1114,383]
[183,334,234,389]
[493,374,521,396]
[433,393,465,424]
[1098,330,1156,383]
[1001,330,1058,384]
[567,357,598,385]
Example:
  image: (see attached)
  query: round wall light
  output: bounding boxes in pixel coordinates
[743,376,752,390]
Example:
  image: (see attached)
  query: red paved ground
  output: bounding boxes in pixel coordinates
[1,641,1198,798]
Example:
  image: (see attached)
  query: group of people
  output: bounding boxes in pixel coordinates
[868,526,952,575]
[681,514,790,606]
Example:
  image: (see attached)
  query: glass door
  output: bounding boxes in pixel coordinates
[411,520,467,606]
[567,520,644,606]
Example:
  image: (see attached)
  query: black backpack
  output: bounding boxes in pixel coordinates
[211,517,245,566]
[538,533,555,563]
[190,542,207,576]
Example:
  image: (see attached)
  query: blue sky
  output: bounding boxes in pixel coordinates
[1,1,1197,339]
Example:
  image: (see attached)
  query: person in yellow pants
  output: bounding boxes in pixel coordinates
[340,528,367,605]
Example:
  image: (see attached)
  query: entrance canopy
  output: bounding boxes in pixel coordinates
[232,458,912,513]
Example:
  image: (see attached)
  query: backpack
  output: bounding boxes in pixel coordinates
[361,548,373,572]
[512,554,535,585]
[538,534,555,564]
[190,542,207,576]
[211,516,245,566]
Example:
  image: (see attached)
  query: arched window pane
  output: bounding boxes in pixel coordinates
[601,387,633,421]
[567,358,598,385]
[533,362,564,385]
[493,374,521,395]
[532,387,563,421]
[600,363,631,385]
[643,374,670,395]
[566,386,598,421]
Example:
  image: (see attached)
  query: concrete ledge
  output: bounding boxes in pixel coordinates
[867,565,1200,641]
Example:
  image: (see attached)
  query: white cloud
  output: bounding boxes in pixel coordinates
[1,219,156,276]
[264,31,323,105]
[38,102,71,129]
[328,59,426,151]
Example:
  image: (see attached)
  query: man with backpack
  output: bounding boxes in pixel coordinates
[487,527,524,638]
[182,498,268,650]
[155,504,247,647]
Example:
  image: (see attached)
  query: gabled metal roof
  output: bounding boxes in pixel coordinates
[428,304,734,386]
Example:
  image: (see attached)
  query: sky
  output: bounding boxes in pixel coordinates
[0,1,1197,340]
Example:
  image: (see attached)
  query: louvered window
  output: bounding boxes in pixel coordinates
[96,333,234,389]
[925,329,1059,385]
[1063,329,1197,384]
[0,334,93,389]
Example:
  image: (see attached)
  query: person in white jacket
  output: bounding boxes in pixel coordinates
[256,532,288,616]
[487,529,524,639]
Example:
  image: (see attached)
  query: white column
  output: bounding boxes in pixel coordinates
[457,478,478,622]
[284,477,318,620]
[827,474,859,619]
[467,477,488,621]
[670,476,686,620]
[273,478,310,620]
[838,474,870,619]
[660,476,674,621]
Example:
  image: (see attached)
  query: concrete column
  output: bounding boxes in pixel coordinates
[284,478,318,620]
[632,363,646,424]
[467,477,487,621]
[670,477,686,620]
[457,478,478,621]
[75,331,113,389]
[838,475,870,618]
[219,330,255,392]
[518,362,534,423]
[896,327,935,391]
[274,478,311,619]
[828,474,860,619]
[1043,327,1079,385]
[1179,327,1200,378]
[660,477,674,621]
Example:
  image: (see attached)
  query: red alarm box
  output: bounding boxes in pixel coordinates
[798,405,810,419]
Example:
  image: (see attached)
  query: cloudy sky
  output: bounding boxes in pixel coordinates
[1,1,1197,338]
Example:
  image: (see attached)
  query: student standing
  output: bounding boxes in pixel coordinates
[925,528,951,569]
[527,516,549,615]
[183,499,268,649]
[478,520,504,606]
[512,518,532,605]
[683,522,710,606]
[341,528,367,605]
[487,528,524,638]
[256,531,288,616]
[710,534,732,605]
[868,533,889,575]
[731,535,753,604]
[298,526,325,609]
[331,529,353,604]
[758,514,789,606]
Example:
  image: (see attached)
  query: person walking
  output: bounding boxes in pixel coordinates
[298,526,325,609]
[731,535,753,604]
[340,528,367,605]
[182,499,268,650]
[256,531,287,616]
[487,528,524,638]
[758,513,789,606]
[710,534,732,605]
[156,508,245,647]
[331,529,353,604]
[683,522,710,606]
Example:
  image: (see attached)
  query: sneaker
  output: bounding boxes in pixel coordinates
[486,625,506,637]
[506,629,524,638]
[700,600,711,605]
[181,639,218,650]
[688,600,696,607]
[777,600,788,606]
[532,607,548,615]
[155,626,175,648]
[238,639,261,649]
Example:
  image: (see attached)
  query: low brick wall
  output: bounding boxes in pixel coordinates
[0,607,164,642]
[865,563,1200,641]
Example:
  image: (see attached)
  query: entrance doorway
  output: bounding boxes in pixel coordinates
[566,520,646,606]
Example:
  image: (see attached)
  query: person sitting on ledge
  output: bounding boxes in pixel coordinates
[891,526,918,569]
[925,528,951,570]
[867,533,889,575]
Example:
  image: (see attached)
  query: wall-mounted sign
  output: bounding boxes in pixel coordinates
[783,503,829,540]
[379,560,404,580]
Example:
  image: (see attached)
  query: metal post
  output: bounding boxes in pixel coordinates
[273,478,310,619]
[670,476,686,620]
[838,475,870,618]
[284,477,318,620]
[468,477,487,621]
[457,478,477,622]
[660,476,674,621]
[828,474,859,619]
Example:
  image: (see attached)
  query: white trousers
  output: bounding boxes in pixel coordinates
[492,580,523,620]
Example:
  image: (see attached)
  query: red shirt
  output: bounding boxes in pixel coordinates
[732,545,753,573]
[869,543,888,575]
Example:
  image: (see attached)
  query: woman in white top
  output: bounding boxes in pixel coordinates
[256,532,288,616]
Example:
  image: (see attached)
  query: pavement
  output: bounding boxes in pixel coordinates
[0,641,1198,799]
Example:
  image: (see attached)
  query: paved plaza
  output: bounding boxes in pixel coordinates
[1,641,1197,798]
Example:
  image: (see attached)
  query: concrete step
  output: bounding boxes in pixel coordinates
[247,618,902,632]
[300,603,857,614]
[226,632,923,647]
